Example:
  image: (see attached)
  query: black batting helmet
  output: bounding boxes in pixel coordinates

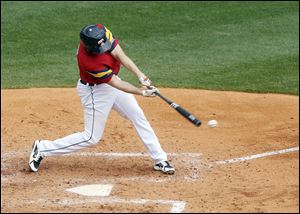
[80,24,112,54]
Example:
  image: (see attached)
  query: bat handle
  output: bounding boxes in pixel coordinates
[155,91,172,105]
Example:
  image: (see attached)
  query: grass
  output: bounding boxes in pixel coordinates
[1,1,299,94]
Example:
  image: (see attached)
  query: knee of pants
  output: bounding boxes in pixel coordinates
[82,130,101,145]
[128,108,147,123]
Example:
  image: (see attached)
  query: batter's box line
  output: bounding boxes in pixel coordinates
[70,152,202,158]
[27,197,186,213]
[0,151,202,158]
[214,146,299,164]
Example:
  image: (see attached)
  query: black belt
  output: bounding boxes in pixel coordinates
[80,80,100,86]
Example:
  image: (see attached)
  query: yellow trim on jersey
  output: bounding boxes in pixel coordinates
[105,27,113,43]
[87,69,113,78]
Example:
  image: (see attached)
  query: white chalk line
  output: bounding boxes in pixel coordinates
[0,151,201,158]
[215,146,299,164]
[100,175,174,183]
[27,197,186,213]
[70,152,202,158]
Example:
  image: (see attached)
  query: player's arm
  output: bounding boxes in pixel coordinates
[107,74,157,97]
[110,44,152,86]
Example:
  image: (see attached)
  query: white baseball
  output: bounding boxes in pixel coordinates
[208,119,218,128]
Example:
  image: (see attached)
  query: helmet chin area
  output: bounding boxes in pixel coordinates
[87,40,112,54]
[92,45,103,54]
[84,44,102,54]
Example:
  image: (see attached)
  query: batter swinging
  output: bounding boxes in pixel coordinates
[28,24,175,174]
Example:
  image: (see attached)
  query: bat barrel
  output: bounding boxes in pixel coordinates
[175,105,202,127]
[155,91,201,127]
[194,119,201,126]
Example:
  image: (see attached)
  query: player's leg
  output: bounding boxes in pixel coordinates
[112,91,170,162]
[112,91,175,174]
[29,81,117,171]
[38,82,117,156]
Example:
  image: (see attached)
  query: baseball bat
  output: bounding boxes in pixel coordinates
[155,91,201,127]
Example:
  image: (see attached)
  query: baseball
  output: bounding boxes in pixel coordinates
[208,119,218,128]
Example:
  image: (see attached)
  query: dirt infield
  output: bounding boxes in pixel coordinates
[1,88,299,213]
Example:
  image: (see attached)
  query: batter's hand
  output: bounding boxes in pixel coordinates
[139,76,152,87]
[142,86,159,97]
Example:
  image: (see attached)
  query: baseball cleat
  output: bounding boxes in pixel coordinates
[154,161,175,174]
[28,140,43,172]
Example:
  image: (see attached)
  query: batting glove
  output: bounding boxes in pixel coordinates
[139,76,152,87]
[142,86,159,97]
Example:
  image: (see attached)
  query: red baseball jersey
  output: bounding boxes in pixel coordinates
[77,24,120,84]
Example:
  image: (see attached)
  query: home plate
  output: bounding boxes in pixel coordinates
[66,184,113,197]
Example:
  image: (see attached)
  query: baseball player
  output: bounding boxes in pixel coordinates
[28,24,175,174]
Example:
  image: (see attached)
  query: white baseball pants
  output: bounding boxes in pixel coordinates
[38,79,168,164]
